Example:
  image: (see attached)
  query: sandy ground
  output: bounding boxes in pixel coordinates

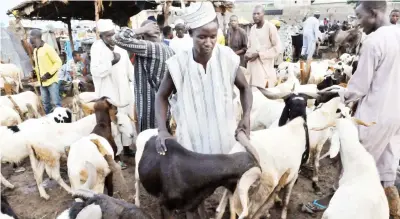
[1,143,339,219]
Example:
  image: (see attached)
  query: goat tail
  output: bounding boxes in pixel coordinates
[236,131,260,166]
[81,161,97,190]
[301,123,310,166]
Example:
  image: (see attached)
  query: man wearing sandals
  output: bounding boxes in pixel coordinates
[303,1,400,218]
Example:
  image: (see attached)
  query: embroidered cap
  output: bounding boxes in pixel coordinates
[181,2,217,29]
[97,19,115,32]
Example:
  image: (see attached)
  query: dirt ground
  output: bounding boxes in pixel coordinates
[1,143,339,219]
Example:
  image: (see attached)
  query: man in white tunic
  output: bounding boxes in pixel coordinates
[301,12,320,61]
[155,2,252,155]
[90,19,136,161]
[303,1,400,218]
[246,5,281,88]
[169,20,193,54]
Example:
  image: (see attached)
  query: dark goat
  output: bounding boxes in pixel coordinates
[1,195,18,219]
[138,137,258,218]
[67,190,152,219]
[278,94,311,166]
[316,70,347,91]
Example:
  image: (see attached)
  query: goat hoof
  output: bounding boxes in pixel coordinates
[238,212,249,219]
[41,194,50,200]
[312,182,321,193]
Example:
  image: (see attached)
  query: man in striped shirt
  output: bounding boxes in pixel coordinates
[113,20,175,133]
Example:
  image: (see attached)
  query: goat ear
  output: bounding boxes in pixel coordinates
[329,130,340,158]
[278,104,290,127]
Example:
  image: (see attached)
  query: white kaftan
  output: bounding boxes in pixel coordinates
[169,34,193,54]
[166,44,240,154]
[339,26,400,182]
[90,40,135,152]
[247,22,281,88]
[302,16,320,60]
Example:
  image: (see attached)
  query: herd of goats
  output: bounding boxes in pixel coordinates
[0,22,384,219]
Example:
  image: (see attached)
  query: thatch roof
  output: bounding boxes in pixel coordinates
[7,0,162,26]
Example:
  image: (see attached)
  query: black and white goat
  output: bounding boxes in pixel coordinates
[134,127,260,218]
[216,90,321,219]
[1,195,18,219]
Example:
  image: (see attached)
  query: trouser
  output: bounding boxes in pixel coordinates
[301,34,316,60]
[359,124,400,186]
[40,82,62,114]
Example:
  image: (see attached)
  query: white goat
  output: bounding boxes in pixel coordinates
[134,128,158,206]
[68,134,114,194]
[0,91,42,119]
[0,63,23,93]
[0,113,133,196]
[268,97,344,191]
[0,105,22,126]
[320,118,389,219]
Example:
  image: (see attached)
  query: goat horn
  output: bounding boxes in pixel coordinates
[352,118,376,127]
[254,86,292,100]
[310,121,336,131]
[105,98,129,108]
[299,91,320,99]
[128,114,136,123]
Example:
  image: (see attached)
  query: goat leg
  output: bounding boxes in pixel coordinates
[238,167,261,219]
[1,172,15,189]
[28,146,49,200]
[160,205,174,219]
[197,201,208,219]
[215,189,230,219]
[105,172,114,196]
[280,174,297,219]
[312,143,324,193]
[45,161,72,194]
[135,178,141,206]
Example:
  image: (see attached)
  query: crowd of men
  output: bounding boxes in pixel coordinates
[28,1,400,217]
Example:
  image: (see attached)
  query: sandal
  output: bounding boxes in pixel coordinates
[301,199,328,214]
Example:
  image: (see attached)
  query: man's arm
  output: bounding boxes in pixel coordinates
[234,67,252,121]
[258,23,281,60]
[155,71,176,133]
[46,45,62,75]
[90,42,113,78]
[340,40,377,103]
[112,23,159,57]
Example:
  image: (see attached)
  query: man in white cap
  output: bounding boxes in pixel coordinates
[112,19,175,134]
[301,11,321,61]
[246,5,281,88]
[90,19,136,165]
[155,1,252,156]
[169,19,193,54]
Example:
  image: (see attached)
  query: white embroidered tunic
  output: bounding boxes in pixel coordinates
[166,44,240,154]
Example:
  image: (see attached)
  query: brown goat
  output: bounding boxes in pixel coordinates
[89,96,127,196]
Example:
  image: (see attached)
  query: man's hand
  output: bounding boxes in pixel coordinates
[112,52,121,65]
[245,52,259,62]
[141,22,160,36]
[155,130,174,155]
[235,115,250,138]
[40,72,52,82]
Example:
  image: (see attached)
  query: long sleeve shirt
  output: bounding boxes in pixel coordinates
[33,43,62,87]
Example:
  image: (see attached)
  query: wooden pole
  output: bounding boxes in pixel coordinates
[95,0,100,39]
[66,19,74,52]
